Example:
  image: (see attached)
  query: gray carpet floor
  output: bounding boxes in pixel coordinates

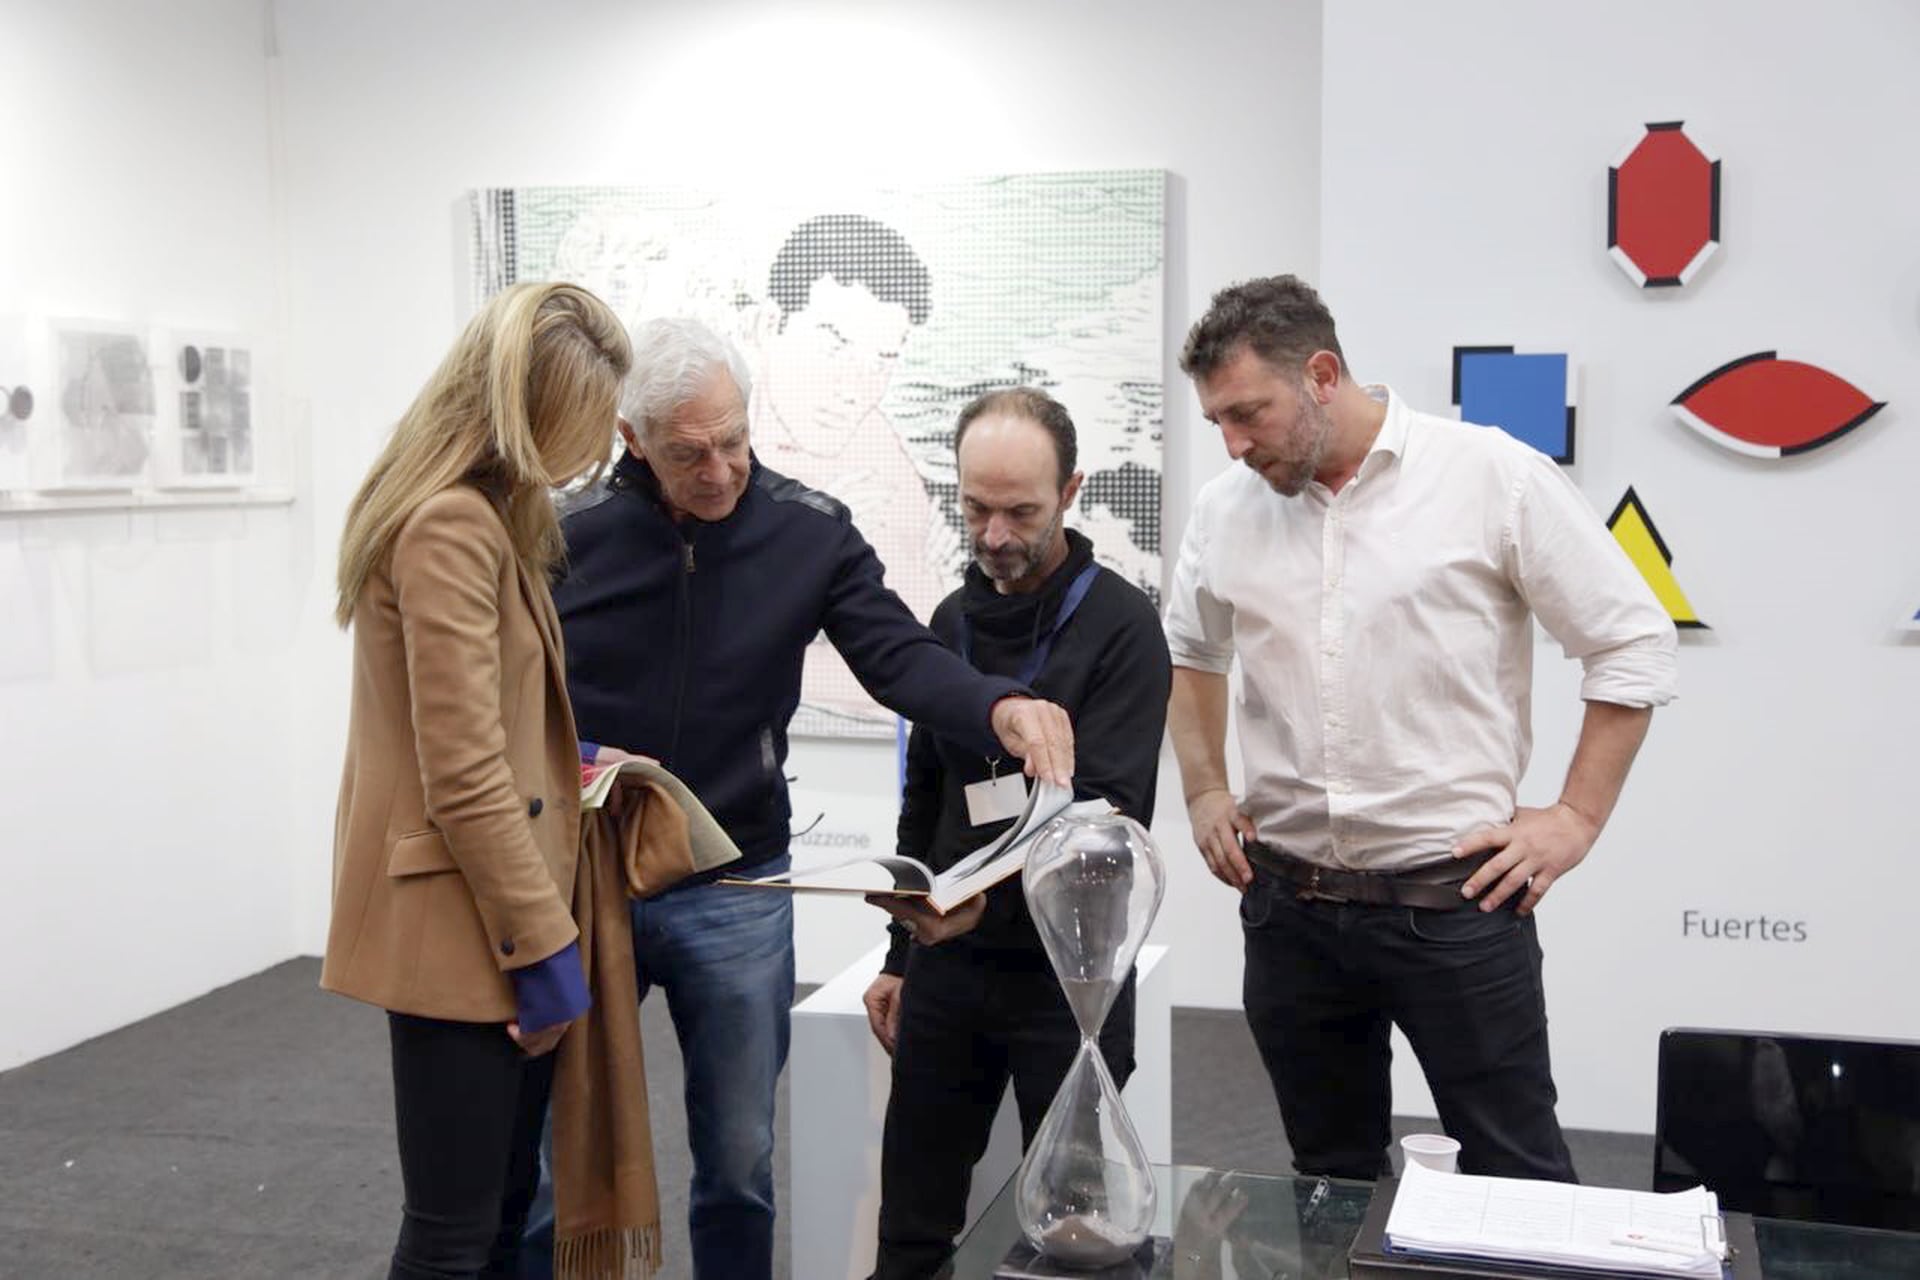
[0,959,1652,1278]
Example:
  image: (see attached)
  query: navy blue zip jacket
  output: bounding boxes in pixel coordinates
[553,452,1020,877]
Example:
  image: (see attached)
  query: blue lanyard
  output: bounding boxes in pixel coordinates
[958,563,1101,688]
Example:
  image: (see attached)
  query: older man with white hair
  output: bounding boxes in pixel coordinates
[526,317,1075,1280]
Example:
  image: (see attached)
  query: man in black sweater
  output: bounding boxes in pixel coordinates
[863,388,1172,1279]
[531,319,1075,1280]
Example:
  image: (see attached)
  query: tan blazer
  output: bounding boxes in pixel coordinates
[321,485,582,1022]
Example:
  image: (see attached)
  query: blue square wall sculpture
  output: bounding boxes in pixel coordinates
[1452,348,1575,464]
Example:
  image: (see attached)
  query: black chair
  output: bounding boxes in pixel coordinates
[1654,1027,1920,1230]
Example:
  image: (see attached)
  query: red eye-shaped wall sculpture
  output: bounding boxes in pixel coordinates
[1671,352,1886,458]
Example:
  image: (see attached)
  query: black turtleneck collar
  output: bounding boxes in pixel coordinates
[959,527,1097,649]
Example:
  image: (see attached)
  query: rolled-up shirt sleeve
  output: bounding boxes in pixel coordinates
[1504,456,1678,709]
[1162,505,1237,674]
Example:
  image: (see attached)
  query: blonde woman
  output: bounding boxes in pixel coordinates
[323,283,635,1278]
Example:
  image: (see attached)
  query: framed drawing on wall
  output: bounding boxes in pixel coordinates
[156,330,255,488]
[0,317,35,493]
[45,318,156,491]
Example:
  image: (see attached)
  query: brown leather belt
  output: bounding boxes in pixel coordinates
[1242,839,1495,911]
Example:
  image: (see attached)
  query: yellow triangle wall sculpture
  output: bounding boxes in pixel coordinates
[1606,487,1706,629]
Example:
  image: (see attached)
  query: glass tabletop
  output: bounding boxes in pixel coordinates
[950,1163,1920,1280]
[950,1164,1375,1279]
[1750,1214,1920,1278]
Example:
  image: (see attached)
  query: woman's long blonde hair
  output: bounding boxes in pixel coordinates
[334,282,630,626]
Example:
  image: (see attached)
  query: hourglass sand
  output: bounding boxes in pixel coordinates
[1012,813,1166,1269]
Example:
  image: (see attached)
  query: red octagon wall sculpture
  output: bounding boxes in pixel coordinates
[1608,121,1721,288]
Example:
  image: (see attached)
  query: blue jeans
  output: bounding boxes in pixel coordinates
[521,856,795,1280]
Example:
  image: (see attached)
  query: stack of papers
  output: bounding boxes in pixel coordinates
[1384,1161,1726,1277]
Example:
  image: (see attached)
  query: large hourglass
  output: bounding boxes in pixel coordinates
[1013,812,1166,1268]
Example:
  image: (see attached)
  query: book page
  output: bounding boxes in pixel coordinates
[1473,1180,1573,1246]
[1381,1168,1501,1239]
[724,784,1115,907]
[741,853,936,894]
[579,760,626,811]
[929,793,1115,911]
[1568,1185,1719,1249]
[940,778,1075,884]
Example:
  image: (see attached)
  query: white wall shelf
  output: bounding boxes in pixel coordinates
[0,488,295,517]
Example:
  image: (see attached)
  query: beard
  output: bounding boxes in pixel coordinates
[974,511,1062,584]
[1245,390,1333,496]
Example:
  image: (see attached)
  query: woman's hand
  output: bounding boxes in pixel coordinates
[507,1019,571,1058]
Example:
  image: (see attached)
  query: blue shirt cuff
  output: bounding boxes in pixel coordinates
[578,740,600,766]
[509,940,590,1034]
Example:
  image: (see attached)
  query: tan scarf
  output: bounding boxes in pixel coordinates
[549,784,697,1278]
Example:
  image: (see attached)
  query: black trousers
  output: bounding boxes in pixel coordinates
[387,1012,555,1280]
[1240,869,1577,1183]
[871,943,1136,1280]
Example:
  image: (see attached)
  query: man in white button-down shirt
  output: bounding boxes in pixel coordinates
[1163,276,1677,1182]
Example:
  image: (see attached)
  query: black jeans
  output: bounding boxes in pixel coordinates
[387,1011,556,1279]
[872,943,1136,1280]
[1240,869,1577,1183]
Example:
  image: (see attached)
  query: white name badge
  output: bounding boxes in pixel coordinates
[964,773,1029,826]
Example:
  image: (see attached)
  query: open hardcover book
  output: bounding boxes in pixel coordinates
[721,778,1111,914]
[580,756,743,877]
[1382,1159,1728,1277]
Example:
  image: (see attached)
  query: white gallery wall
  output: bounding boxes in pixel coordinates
[269,0,1324,1011]
[11,0,1914,1144]
[0,0,310,1071]
[1321,0,1920,1131]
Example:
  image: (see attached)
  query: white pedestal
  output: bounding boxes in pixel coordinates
[789,943,1172,1280]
